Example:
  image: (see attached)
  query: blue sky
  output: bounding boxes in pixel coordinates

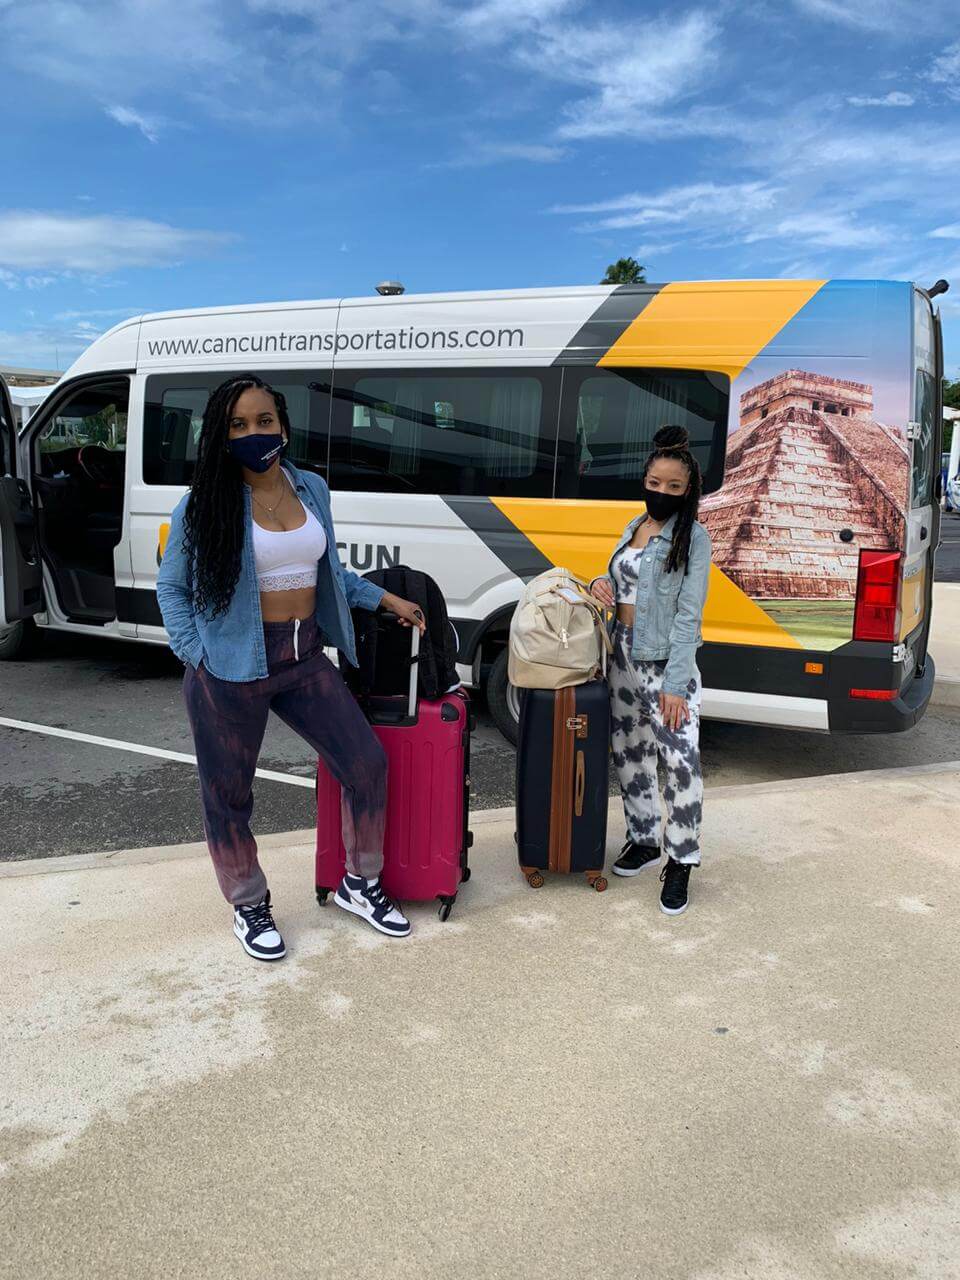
[1,0,959,376]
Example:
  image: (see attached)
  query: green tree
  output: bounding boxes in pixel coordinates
[944,378,960,411]
[601,256,646,285]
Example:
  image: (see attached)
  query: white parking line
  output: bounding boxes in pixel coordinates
[0,717,316,789]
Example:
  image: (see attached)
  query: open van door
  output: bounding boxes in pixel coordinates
[0,374,43,626]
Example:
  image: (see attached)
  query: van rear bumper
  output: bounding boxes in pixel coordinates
[828,657,935,733]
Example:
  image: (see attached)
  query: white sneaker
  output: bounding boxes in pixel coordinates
[334,874,411,937]
[233,891,286,960]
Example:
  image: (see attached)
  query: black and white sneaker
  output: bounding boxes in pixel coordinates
[233,892,286,960]
[335,874,411,938]
[612,840,661,877]
[659,860,692,915]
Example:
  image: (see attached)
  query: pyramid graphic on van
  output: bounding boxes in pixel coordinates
[700,370,908,603]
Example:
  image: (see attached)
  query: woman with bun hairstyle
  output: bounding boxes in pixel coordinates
[590,425,712,915]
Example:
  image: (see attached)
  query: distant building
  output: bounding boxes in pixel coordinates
[2,365,61,428]
[1,363,61,388]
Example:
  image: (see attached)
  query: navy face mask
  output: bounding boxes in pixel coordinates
[227,433,286,473]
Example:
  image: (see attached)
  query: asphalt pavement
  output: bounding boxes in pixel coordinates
[935,509,960,582]
[4,620,960,862]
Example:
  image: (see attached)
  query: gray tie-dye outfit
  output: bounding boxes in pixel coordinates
[596,514,711,868]
[610,622,702,865]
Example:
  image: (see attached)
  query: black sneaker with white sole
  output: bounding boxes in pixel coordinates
[612,840,661,877]
[233,891,286,960]
[335,874,411,937]
[659,859,692,915]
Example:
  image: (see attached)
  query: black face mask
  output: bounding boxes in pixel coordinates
[642,485,686,523]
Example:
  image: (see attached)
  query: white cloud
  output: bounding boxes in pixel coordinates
[929,40,960,98]
[432,140,567,168]
[54,307,145,322]
[525,10,722,140]
[554,181,780,229]
[793,0,955,33]
[747,211,889,250]
[0,211,234,274]
[631,242,678,261]
[106,105,164,143]
[456,0,575,41]
[931,225,960,240]
[847,91,914,107]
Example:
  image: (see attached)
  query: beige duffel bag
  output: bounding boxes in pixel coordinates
[508,567,612,690]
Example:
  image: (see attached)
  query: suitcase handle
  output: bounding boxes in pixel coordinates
[574,749,585,817]
[380,611,421,720]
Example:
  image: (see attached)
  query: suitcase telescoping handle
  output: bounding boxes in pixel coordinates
[380,610,421,720]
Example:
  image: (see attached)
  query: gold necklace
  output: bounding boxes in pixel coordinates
[251,474,288,518]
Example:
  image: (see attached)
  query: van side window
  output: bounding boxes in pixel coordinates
[143,373,331,485]
[555,368,728,499]
[328,369,558,497]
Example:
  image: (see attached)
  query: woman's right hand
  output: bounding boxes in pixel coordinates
[591,578,615,608]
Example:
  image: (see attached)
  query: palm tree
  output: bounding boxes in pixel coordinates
[601,257,646,284]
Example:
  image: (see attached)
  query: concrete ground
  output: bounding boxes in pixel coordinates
[3,763,959,1280]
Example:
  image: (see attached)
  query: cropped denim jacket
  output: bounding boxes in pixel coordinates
[156,463,384,682]
[593,513,712,698]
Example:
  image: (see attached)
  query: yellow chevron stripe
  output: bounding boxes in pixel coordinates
[491,497,802,649]
[599,279,827,381]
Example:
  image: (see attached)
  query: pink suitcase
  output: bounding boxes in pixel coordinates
[315,624,473,921]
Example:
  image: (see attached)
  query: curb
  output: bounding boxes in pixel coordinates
[931,675,960,710]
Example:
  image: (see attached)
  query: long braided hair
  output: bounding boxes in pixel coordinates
[184,375,291,617]
[644,424,702,575]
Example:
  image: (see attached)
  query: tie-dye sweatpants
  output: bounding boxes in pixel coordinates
[183,616,386,906]
[609,622,703,866]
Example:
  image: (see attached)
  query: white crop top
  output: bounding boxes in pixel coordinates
[610,544,643,606]
[252,504,327,592]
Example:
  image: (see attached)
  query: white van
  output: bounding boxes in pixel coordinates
[0,279,943,741]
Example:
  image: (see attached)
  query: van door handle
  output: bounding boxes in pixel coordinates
[921,526,929,541]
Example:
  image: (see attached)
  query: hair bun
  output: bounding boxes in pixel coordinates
[653,424,689,450]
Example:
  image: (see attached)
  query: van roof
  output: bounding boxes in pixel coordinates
[61,279,919,381]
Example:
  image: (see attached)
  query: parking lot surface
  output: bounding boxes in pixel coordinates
[3,627,960,862]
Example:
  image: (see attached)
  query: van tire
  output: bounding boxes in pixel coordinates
[0,619,40,661]
[486,649,519,746]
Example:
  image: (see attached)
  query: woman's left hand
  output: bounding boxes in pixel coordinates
[380,592,427,633]
[659,691,690,732]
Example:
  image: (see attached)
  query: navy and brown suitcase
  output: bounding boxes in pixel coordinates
[515,681,611,892]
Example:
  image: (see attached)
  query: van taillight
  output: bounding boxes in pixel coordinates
[853,550,901,643]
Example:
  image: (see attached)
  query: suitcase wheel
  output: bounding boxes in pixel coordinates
[438,895,456,922]
[525,871,545,889]
[461,866,472,883]
[594,876,608,894]
[315,887,331,906]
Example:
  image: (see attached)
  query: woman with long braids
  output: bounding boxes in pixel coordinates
[590,425,712,915]
[157,375,426,959]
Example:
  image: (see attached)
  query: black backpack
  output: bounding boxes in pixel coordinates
[340,566,460,701]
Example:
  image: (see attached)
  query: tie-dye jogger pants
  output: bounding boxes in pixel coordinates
[609,622,703,866]
[183,616,386,905]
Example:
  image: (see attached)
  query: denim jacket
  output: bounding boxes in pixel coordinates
[156,463,384,682]
[594,513,712,698]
